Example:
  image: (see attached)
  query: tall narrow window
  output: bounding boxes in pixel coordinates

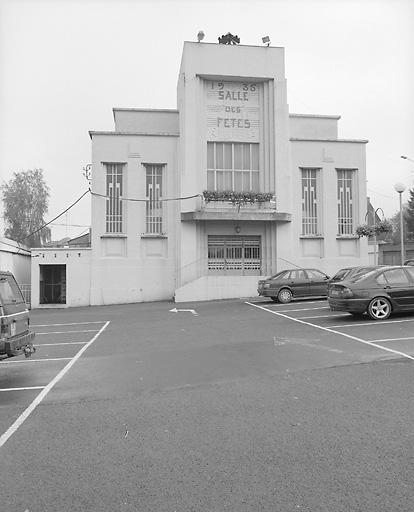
[301,168,320,235]
[105,163,124,233]
[207,142,259,192]
[145,164,164,234]
[337,169,355,235]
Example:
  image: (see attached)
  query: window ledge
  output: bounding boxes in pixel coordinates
[300,235,324,239]
[100,234,127,238]
[336,235,359,240]
[141,234,168,239]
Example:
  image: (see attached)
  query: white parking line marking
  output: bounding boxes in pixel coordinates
[35,330,99,335]
[329,318,414,329]
[32,321,107,327]
[297,314,349,319]
[369,337,414,343]
[275,307,330,313]
[0,321,110,449]
[1,357,73,364]
[246,302,414,361]
[0,386,46,392]
[274,300,328,306]
[34,342,88,347]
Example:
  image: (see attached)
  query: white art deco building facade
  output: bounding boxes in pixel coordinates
[88,41,368,305]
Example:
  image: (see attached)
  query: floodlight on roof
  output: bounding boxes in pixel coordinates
[262,35,270,46]
[197,31,205,42]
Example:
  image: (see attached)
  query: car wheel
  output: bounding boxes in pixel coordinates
[270,296,278,302]
[278,288,293,304]
[367,297,391,320]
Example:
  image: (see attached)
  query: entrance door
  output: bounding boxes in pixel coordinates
[208,236,261,275]
[40,265,66,304]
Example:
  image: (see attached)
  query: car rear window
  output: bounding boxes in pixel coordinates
[280,271,291,279]
[0,275,25,305]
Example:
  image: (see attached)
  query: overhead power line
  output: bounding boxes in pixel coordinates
[90,191,202,202]
[0,239,31,254]
[4,188,200,251]
[18,189,91,244]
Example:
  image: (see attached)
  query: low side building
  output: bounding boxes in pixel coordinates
[31,247,91,308]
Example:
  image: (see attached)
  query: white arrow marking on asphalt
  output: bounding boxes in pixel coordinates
[169,308,198,315]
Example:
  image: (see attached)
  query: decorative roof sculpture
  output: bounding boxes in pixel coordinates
[218,33,240,45]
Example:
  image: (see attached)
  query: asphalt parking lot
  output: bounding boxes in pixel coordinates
[248,297,414,362]
[1,298,414,512]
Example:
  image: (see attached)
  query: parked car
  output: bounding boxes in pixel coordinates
[328,266,383,291]
[328,265,414,320]
[257,268,330,303]
[0,271,36,360]
[404,259,414,266]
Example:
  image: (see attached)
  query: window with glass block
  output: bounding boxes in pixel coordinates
[301,168,320,235]
[145,164,164,234]
[207,142,259,192]
[105,163,124,233]
[337,169,356,235]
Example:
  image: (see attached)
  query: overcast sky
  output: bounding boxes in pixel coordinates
[1,0,413,241]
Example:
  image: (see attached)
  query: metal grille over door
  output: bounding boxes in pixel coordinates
[208,235,261,274]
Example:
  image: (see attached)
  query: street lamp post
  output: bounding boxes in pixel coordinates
[394,183,406,264]
[365,207,385,265]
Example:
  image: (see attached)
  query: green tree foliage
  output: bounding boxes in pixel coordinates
[387,204,414,244]
[1,168,51,247]
[405,187,414,240]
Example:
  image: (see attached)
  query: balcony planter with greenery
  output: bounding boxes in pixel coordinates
[202,190,275,207]
[355,219,393,238]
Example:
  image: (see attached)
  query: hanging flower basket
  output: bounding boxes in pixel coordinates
[355,220,392,238]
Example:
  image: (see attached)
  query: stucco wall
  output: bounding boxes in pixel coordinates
[113,109,179,134]
[0,237,31,285]
[85,41,369,306]
[289,114,339,140]
[175,275,260,303]
[289,139,368,276]
[177,42,291,288]
[90,133,179,304]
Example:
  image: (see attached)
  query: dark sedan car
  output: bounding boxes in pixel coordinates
[327,266,383,292]
[257,268,330,303]
[328,265,414,320]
